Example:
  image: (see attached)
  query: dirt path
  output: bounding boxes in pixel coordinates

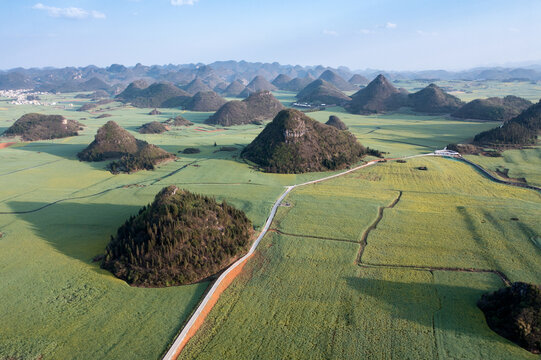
[353,177,511,285]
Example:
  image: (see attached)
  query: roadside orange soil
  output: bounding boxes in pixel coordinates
[170,253,254,359]
[0,142,15,149]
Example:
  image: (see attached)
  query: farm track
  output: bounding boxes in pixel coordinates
[161,159,386,360]
[353,184,511,285]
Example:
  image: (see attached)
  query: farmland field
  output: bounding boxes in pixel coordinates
[180,157,541,360]
[394,79,541,102]
[463,146,541,187]
[0,85,540,360]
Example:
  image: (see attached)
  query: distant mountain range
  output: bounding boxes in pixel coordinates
[1,60,540,91]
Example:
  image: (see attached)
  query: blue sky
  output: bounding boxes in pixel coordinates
[1,0,540,70]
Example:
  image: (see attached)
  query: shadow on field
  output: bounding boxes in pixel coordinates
[15,142,86,159]
[14,142,114,171]
[345,275,512,346]
[7,200,142,268]
[173,144,248,161]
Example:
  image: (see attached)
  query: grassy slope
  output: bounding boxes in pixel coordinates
[180,157,540,360]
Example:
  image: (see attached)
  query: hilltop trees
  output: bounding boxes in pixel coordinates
[473,100,541,145]
[3,113,83,141]
[242,109,367,173]
[205,91,283,126]
[78,121,174,173]
[478,282,541,353]
[102,186,253,287]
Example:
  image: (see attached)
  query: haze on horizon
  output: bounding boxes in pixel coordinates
[1,0,540,71]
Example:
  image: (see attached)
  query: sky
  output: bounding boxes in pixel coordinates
[1,0,541,71]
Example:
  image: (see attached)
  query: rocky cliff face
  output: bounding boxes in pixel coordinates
[283,120,306,143]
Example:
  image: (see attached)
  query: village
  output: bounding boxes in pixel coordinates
[0,89,51,106]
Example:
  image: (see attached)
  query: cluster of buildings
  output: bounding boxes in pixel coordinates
[0,89,50,106]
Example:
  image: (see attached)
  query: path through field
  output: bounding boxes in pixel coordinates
[165,152,541,359]
[162,154,449,359]
[161,158,391,359]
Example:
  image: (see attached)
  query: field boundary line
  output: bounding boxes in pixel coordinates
[356,190,402,264]
[268,229,359,244]
[358,262,510,286]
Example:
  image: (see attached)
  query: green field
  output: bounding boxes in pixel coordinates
[0,87,540,359]
[180,157,541,360]
[463,147,541,187]
[393,79,541,102]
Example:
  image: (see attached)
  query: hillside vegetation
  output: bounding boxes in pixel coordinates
[244,75,277,93]
[138,121,168,134]
[221,80,246,97]
[183,78,212,95]
[478,282,540,353]
[473,100,541,145]
[271,74,293,90]
[318,69,357,91]
[349,73,369,86]
[163,115,193,126]
[185,91,227,111]
[205,91,283,126]
[346,74,408,114]
[296,79,351,105]
[283,76,314,92]
[102,186,253,287]
[242,109,366,173]
[78,121,173,173]
[116,81,191,108]
[325,115,348,130]
[453,96,533,121]
[408,83,464,113]
[3,113,82,141]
